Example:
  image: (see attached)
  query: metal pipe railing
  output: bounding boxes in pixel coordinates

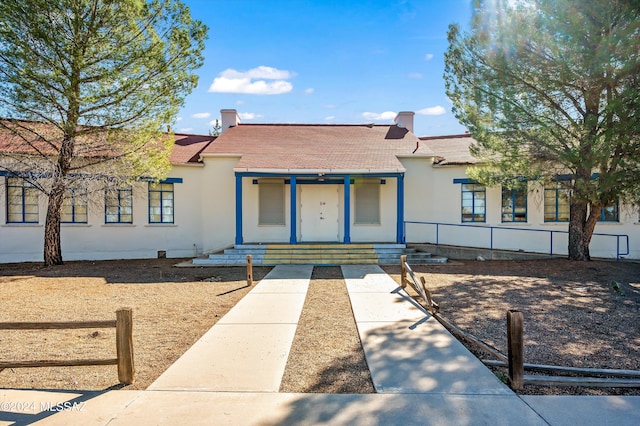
[404,221,630,260]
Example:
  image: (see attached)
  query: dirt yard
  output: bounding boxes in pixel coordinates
[1,258,639,395]
[383,259,640,396]
[0,259,271,390]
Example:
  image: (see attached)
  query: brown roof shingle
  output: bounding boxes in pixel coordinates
[419,134,478,165]
[170,133,216,164]
[202,123,434,172]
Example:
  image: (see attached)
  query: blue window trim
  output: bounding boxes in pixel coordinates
[501,188,527,223]
[148,182,175,224]
[461,183,486,223]
[105,186,133,224]
[161,177,183,184]
[453,178,477,184]
[6,177,39,224]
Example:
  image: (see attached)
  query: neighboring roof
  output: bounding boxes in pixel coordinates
[170,133,216,164]
[0,119,213,165]
[202,123,434,173]
[419,134,478,165]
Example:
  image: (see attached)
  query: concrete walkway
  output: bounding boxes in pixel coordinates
[1,265,639,425]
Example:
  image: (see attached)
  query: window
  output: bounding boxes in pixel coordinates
[598,202,619,222]
[6,177,39,223]
[61,186,88,223]
[544,183,570,222]
[355,180,380,224]
[258,181,285,225]
[461,184,485,222]
[149,182,174,223]
[105,186,133,224]
[501,188,527,222]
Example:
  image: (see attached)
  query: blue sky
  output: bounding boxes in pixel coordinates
[176,0,474,136]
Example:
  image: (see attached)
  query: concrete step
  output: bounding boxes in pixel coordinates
[192,243,447,266]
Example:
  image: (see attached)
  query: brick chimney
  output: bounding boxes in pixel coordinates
[220,109,240,132]
[394,111,414,133]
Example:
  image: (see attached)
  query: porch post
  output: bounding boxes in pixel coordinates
[289,176,297,244]
[235,173,243,245]
[397,173,405,243]
[343,175,351,244]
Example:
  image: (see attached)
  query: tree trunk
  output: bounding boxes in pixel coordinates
[43,181,65,266]
[568,198,590,260]
[567,199,599,261]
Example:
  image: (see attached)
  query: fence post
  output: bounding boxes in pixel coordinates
[507,310,524,390]
[247,254,253,286]
[116,308,135,385]
[400,255,407,288]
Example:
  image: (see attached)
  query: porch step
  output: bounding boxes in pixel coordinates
[192,244,447,266]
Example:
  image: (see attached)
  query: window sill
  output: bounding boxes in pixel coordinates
[102,224,136,227]
[145,224,177,227]
[2,223,42,227]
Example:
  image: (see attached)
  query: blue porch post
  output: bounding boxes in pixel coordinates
[397,173,405,243]
[289,176,297,244]
[343,175,351,244]
[235,173,243,245]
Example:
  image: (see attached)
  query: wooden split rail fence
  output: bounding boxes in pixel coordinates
[0,308,135,385]
[399,256,640,390]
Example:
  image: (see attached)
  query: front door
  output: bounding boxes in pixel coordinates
[300,185,339,242]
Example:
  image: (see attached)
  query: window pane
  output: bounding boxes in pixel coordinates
[461,183,485,222]
[6,178,39,223]
[149,182,174,223]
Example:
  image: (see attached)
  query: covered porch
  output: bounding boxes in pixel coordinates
[234,171,406,246]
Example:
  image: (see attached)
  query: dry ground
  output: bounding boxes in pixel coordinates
[1,258,639,396]
[383,259,640,396]
[0,259,270,390]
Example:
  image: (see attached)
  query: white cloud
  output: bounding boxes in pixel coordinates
[192,112,211,119]
[424,53,434,61]
[235,100,245,105]
[208,66,295,95]
[362,111,397,121]
[417,105,447,116]
[408,72,423,79]
[238,112,263,120]
[324,116,335,121]
[305,88,314,94]
[179,127,193,132]
[176,117,183,122]
[221,66,295,80]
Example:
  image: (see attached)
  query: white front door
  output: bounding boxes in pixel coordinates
[301,185,339,242]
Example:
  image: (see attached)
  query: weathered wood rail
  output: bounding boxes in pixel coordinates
[399,257,640,390]
[0,308,135,384]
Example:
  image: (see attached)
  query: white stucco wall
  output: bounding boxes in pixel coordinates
[402,159,640,260]
[0,165,206,263]
[2,152,638,263]
[199,156,239,253]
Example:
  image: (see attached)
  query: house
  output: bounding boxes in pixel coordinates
[0,110,637,263]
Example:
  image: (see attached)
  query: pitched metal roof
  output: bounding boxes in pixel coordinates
[202,123,434,173]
